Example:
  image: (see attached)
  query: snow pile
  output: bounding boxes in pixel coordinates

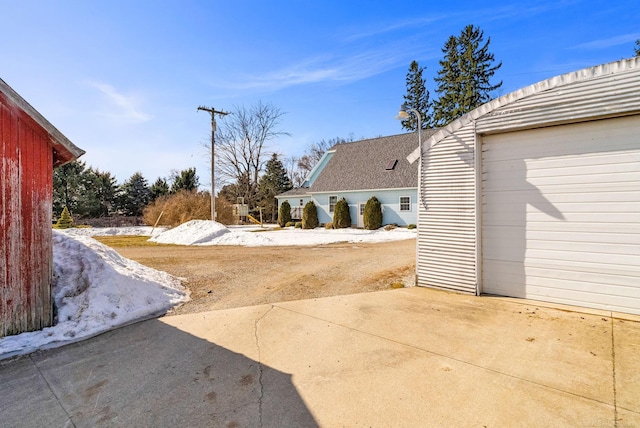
[59,225,166,237]
[149,219,235,245]
[150,220,416,247]
[0,231,189,358]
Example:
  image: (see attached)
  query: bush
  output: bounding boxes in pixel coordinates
[302,201,318,229]
[278,200,292,227]
[407,224,416,230]
[384,224,397,231]
[363,196,383,230]
[294,222,302,228]
[285,221,295,227]
[332,198,351,229]
[325,222,333,229]
[54,206,74,229]
[142,191,234,227]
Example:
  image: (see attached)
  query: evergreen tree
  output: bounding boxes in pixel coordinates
[55,206,74,229]
[333,198,351,229]
[89,169,118,217]
[433,25,502,126]
[363,196,383,230]
[278,200,292,227]
[302,201,318,229]
[258,154,293,222]
[53,160,87,217]
[150,177,170,202]
[401,60,432,130]
[117,172,150,216]
[635,39,640,56]
[170,167,199,193]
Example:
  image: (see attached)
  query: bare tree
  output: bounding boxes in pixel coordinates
[283,155,306,188]
[208,101,289,208]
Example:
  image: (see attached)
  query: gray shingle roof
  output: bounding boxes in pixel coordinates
[308,131,436,192]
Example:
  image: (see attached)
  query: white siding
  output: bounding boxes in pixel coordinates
[481,115,640,314]
[417,126,477,293]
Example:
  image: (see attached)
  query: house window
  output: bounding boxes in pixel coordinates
[400,196,411,212]
[360,203,366,215]
[329,195,337,213]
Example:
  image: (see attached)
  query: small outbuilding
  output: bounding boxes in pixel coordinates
[1,79,84,337]
[413,57,640,315]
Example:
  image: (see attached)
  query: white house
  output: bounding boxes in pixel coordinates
[277,132,436,227]
[413,57,640,315]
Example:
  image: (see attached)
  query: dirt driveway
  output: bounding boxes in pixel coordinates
[103,239,416,315]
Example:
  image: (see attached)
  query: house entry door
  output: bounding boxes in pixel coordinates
[357,203,366,228]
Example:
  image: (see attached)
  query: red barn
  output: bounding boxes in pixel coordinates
[1,79,84,337]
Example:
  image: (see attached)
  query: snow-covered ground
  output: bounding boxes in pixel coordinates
[0,231,188,359]
[149,220,416,246]
[1,222,415,359]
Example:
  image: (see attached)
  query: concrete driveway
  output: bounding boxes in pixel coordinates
[1,287,639,427]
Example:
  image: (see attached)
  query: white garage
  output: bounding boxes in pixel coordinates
[415,57,640,315]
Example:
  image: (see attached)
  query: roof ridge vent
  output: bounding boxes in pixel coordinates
[386,159,398,170]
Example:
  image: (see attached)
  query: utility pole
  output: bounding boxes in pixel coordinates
[197,106,229,222]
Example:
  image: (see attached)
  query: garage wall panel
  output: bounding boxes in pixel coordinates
[481,115,640,314]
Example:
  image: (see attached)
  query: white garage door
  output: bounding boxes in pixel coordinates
[482,115,640,314]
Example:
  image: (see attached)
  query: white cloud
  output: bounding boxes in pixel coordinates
[85,81,153,123]
[572,33,640,50]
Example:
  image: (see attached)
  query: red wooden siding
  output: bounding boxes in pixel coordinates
[1,90,54,337]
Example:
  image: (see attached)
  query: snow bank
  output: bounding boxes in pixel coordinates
[59,225,166,237]
[0,231,189,359]
[150,220,416,247]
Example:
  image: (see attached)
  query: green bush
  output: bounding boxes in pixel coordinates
[332,198,351,229]
[278,200,292,227]
[302,201,318,229]
[325,222,333,229]
[285,221,295,227]
[407,224,416,230]
[54,206,74,229]
[294,221,302,228]
[363,196,383,230]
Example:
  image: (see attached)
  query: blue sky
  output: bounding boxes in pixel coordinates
[1,1,638,187]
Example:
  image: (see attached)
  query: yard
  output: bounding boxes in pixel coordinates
[95,236,416,315]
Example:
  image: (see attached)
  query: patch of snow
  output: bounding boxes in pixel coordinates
[149,220,416,247]
[0,231,188,359]
[58,226,166,237]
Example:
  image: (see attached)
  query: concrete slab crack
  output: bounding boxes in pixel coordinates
[254,305,275,428]
[29,354,77,428]
[610,314,618,428]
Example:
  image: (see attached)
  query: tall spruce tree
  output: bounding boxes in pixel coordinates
[117,172,150,216]
[170,168,199,193]
[401,60,432,130]
[150,177,170,202]
[433,25,502,126]
[258,154,293,222]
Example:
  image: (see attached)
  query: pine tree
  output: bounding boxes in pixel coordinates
[55,206,74,229]
[402,60,432,130]
[117,172,151,216]
[302,201,318,229]
[258,154,293,222]
[150,177,170,202]
[170,168,199,193]
[363,196,383,230]
[333,198,351,229]
[433,25,502,126]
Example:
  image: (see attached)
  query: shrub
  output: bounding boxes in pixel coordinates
[142,191,233,227]
[285,221,295,227]
[332,198,351,229]
[278,200,292,227]
[407,224,416,230]
[302,201,318,229]
[325,222,333,229]
[384,224,397,231]
[363,196,383,230]
[294,221,302,228]
[54,206,74,229]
